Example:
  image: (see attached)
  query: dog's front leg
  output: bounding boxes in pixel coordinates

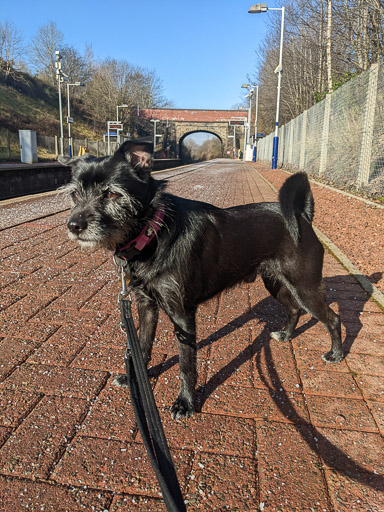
[169,310,197,420]
[136,296,159,366]
[113,295,159,388]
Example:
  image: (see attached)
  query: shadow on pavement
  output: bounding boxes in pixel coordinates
[153,272,384,491]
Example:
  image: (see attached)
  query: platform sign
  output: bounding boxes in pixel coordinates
[229,117,247,126]
[108,122,123,131]
[107,121,124,154]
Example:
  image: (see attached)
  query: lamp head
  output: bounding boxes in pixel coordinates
[248,3,268,13]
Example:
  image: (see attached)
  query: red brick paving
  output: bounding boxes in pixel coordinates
[256,166,384,296]
[1,160,384,511]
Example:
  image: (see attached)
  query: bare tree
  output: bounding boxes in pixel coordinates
[29,21,64,85]
[0,21,25,78]
[340,0,384,71]
[60,46,90,83]
[249,0,384,132]
[84,58,170,127]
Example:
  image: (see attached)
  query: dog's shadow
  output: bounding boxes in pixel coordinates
[195,272,381,404]
[155,272,382,387]
[328,271,383,356]
[152,271,384,491]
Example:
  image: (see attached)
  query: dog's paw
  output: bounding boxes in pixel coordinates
[321,350,343,363]
[270,330,291,342]
[171,397,195,421]
[112,374,129,388]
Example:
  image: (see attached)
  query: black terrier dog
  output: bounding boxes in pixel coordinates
[60,140,343,420]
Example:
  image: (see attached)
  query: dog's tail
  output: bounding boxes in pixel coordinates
[278,172,314,245]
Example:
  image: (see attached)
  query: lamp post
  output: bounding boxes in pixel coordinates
[233,125,236,159]
[241,84,259,161]
[237,107,247,160]
[240,87,252,161]
[116,104,129,123]
[67,82,85,157]
[55,50,65,157]
[243,83,260,161]
[246,90,253,147]
[246,91,254,161]
[253,85,259,161]
[248,3,285,169]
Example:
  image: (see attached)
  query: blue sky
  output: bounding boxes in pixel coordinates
[2,0,281,110]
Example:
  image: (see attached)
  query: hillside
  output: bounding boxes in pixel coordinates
[0,69,98,139]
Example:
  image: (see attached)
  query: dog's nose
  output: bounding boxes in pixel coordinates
[67,215,88,234]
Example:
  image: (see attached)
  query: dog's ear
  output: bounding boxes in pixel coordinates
[58,156,76,166]
[118,141,154,177]
[58,155,92,172]
[58,155,98,177]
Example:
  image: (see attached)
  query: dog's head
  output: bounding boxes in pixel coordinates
[60,140,163,250]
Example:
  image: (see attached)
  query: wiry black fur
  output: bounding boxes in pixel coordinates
[61,141,343,420]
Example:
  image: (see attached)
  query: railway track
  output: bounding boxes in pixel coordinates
[0,160,222,231]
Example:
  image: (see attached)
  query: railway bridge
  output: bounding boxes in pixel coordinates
[134,108,246,158]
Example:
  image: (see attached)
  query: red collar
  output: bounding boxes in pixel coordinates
[116,207,165,261]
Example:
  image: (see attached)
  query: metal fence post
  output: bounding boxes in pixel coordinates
[357,61,379,188]
[279,124,285,165]
[319,94,332,176]
[299,109,308,170]
[287,118,294,166]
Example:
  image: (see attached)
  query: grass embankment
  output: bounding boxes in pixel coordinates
[0,69,99,162]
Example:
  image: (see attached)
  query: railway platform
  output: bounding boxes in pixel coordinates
[0,160,383,511]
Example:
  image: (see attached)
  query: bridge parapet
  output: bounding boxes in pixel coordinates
[134,108,246,158]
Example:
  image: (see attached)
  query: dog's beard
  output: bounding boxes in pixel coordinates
[68,222,129,251]
[68,232,100,250]
[66,190,140,251]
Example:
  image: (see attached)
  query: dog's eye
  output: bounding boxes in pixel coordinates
[104,190,121,200]
[71,191,80,202]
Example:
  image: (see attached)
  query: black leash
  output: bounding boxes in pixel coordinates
[116,262,186,512]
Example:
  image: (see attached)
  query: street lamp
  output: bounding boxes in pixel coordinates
[246,91,253,160]
[55,50,65,157]
[237,106,247,160]
[253,85,259,161]
[249,3,285,169]
[116,104,129,122]
[242,83,259,161]
[232,125,236,159]
[241,84,254,145]
[67,82,85,157]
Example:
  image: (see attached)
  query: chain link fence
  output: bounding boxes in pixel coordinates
[257,59,384,198]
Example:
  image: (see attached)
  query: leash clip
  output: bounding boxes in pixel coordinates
[113,254,131,303]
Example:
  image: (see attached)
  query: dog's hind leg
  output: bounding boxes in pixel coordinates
[113,295,159,388]
[263,277,301,342]
[168,309,197,420]
[288,280,343,363]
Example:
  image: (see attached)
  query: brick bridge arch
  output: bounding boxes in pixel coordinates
[179,127,225,158]
[135,108,246,160]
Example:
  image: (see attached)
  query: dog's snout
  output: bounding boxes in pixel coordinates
[67,214,88,234]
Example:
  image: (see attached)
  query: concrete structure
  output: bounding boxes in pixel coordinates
[19,130,38,164]
[135,108,247,158]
